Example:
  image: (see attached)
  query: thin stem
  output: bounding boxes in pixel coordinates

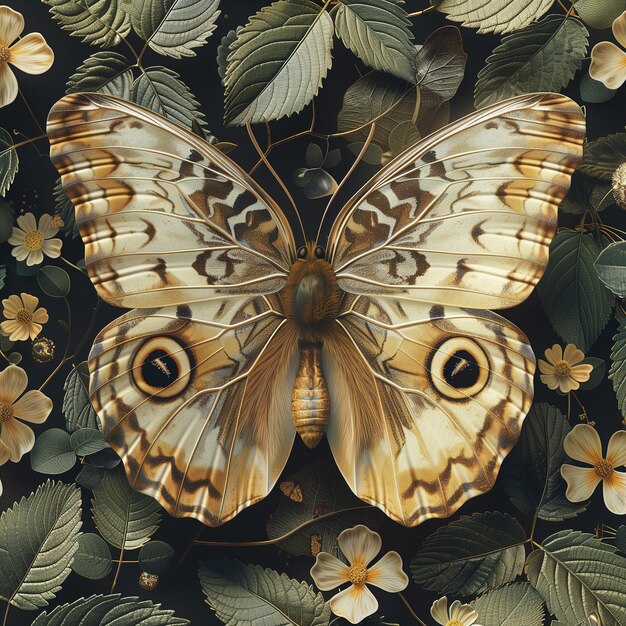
[59,255,86,275]
[0,133,47,159]
[408,5,434,17]
[0,350,9,364]
[18,89,45,137]
[112,559,139,563]
[567,391,571,421]
[111,546,125,592]
[174,525,205,574]
[398,592,428,626]
[2,601,9,626]
[38,297,72,392]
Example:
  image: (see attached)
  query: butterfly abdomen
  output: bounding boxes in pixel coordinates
[292,341,329,449]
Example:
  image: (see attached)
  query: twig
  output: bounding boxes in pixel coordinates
[398,592,428,626]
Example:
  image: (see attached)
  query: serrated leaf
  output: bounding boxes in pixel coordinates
[199,559,331,626]
[539,230,613,352]
[0,481,82,610]
[76,465,105,490]
[31,429,77,475]
[610,318,626,420]
[217,28,241,83]
[474,583,545,626]
[63,362,101,432]
[123,0,220,59]
[32,594,189,625]
[500,403,586,522]
[475,16,588,109]
[71,533,112,580]
[70,428,109,456]
[411,512,526,597]
[434,0,553,34]
[224,0,334,125]
[66,51,133,97]
[131,66,210,131]
[139,540,175,575]
[0,127,18,197]
[266,460,380,558]
[579,133,626,181]
[41,0,131,48]
[595,241,626,297]
[335,0,416,82]
[526,530,626,626]
[92,467,161,550]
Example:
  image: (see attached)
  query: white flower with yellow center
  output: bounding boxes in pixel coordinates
[430,596,482,626]
[0,5,54,108]
[1,292,48,341]
[537,343,593,393]
[561,424,626,515]
[310,525,408,624]
[0,365,52,462]
[8,212,62,266]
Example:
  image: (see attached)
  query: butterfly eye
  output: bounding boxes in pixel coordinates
[314,245,325,259]
[297,246,308,259]
[132,336,193,400]
[428,337,490,401]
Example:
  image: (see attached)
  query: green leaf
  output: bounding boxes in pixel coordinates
[139,540,176,575]
[224,0,334,125]
[388,120,420,156]
[474,583,545,626]
[41,0,131,48]
[410,512,526,597]
[37,266,71,298]
[32,594,190,625]
[578,356,606,391]
[71,533,112,580]
[433,0,553,34]
[217,28,240,83]
[475,16,588,109]
[334,0,416,83]
[131,66,210,131]
[574,0,626,29]
[92,467,161,550]
[559,171,614,215]
[123,0,220,59]
[63,362,102,432]
[579,133,626,181]
[199,558,331,626]
[70,428,109,456]
[526,530,626,626]
[500,403,586,522]
[347,141,385,165]
[66,51,134,97]
[266,460,380,558]
[610,318,626,420]
[53,179,79,239]
[31,429,77,475]
[595,241,626,297]
[538,230,613,352]
[0,127,18,197]
[580,72,618,104]
[0,481,82,610]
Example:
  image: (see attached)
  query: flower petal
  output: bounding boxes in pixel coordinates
[544,344,562,365]
[0,417,34,461]
[561,464,601,502]
[570,364,593,383]
[42,238,62,258]
[606,430,626,468]
[11,245,29,262]
[338,525,382,567]
[366,551,408,593]
[310,553,349,591]
[12,390,52,424]
[0,320,28,342]
[31,308,48,324]
[7,227,24,245]
[540,373,559,390]
[430,597,450,625]
[2,294,22,317]
[329,585,378,624]
[564,424,603,464]
[0,365,27,403]
[26,249,44,266]
[603,470,626,515]
[16,213,36,232]
[559,376,580,393]
[537,359,553,374]
[0,438,10,465]
[0,6,24,47]
[8,33,54,75]
[590,41,626,89]
[0,62,17,108]
[612,10,626,48]
[563,343,585,365]
[20,292,39,313]
[449,600,479,625]
[38,214,58,238]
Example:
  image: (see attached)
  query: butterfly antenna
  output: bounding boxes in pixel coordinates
[315,122,376,246]
[246,123,306,244]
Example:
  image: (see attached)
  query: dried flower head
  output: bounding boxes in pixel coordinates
[612,162,626,209]
[32,336,55,363]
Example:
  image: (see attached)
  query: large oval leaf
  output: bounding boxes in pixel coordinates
[71,533,112,580]
[474,583,545,626]
[224,0,334,125]
[30,429,77,475]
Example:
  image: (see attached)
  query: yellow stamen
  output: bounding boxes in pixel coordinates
[0,402,13,424]
[553,360,571,376]
[347,563,368,585]
[16,308,33,326]
[594,459,614,479]
[446,620,463,626]
[0,45,9,64]
[24,230,44,251]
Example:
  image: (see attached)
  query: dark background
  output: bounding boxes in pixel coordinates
[1,1,625,624]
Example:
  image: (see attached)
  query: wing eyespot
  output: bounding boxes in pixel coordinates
[131,336,194,400]
[428,337,490,401]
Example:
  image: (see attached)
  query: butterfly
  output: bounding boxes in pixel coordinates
[47,92,584,527]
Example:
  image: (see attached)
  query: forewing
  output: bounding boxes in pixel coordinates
[47,93,295,308]
[323,295,534,526]
[90,295,299,526]
[328,93,585,309]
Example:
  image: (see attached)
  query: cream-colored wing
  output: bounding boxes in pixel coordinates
[323,295,533,526]
[91,295,300,526]
[47,93,295,308]
[328,93,585,310]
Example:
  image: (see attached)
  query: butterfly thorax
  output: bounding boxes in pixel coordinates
[280,243,343,448]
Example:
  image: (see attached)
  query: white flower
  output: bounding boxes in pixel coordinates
[8,212,62,266]
[310,525,408,624]
[561,424,626,515]
[1,293,48,341]
[0,5,54,108]
[430,596,482,626]
[590,10,626,89]
[537,343,593,393]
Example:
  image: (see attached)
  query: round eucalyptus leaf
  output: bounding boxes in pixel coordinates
[30,428,76,475]
[8,352,22,365]
[575,0,626,29]
[305,143,324,168]
[139,540,176,574]
[70,428,109,456]
[580,72,618,104]
[71,533,112,580]
[37,266,71,298]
